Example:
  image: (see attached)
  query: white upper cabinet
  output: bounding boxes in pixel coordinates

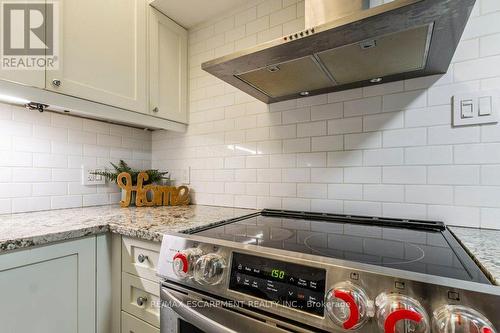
[46,0,148,114]
[0,2,45,88]
[149,7,188,123]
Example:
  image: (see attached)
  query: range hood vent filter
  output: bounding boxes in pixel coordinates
[236,56,335,99]
[202,0,476,104]
[317,24,432,85]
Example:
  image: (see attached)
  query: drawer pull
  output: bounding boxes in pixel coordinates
[137,254,148,263]
[136,296,148,307]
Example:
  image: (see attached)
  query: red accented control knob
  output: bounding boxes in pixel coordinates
[376,293,430,333]
[172,248,202,278]
[433,305,497,333]
[325,282,373,330]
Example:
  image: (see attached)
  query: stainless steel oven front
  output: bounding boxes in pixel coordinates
[160,282,316,333]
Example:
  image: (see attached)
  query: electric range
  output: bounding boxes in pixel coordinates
[157,209,500,333]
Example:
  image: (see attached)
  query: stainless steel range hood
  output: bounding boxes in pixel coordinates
[202,0,476,104]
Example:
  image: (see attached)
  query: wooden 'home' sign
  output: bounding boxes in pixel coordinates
[117,172,190,208]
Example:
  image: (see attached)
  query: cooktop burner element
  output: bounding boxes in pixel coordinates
[193,210,486,282]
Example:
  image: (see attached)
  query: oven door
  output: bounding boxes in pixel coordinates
[160,284,313,333]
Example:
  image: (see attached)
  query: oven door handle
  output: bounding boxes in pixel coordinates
[162,289,238,333]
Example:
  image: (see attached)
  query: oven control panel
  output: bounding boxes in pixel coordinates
[228,252,326,316]
[158,234,500,333]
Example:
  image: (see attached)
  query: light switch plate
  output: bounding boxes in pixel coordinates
[453,90,499,127]
[81,166,106,185]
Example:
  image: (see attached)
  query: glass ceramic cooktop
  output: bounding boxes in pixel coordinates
[194,212,488,283]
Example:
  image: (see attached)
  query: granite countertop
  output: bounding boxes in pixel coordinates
[1,206,499,286]
[0,205,257,253]
[449,227,500,285]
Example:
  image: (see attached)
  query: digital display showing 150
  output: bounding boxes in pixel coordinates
[271,269,285,279]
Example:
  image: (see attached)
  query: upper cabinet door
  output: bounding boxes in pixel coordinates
[46,0,147,113]
[0,2,45,88]
[149,7,188,124]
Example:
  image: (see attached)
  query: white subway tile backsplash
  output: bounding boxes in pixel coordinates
[0,103,153,214]
[270,183,296,196]
[13,137,50,153]
[328,88,363,103]
[12,197,50,213]
[363,112,404,132]
[404,106,451,128]
[328,151,363,167]
[382,203,427,219]
[0,183,31,198]
[312,135,343,152]
[455,186,500,207]
[297,152,326,167]
[363,82,404,97]
[328,184,362,200]
[257,169,282,182]
[282,107,311,124]
[481,207,500,229]
[283,138,310,153]
[406,185,454,205]
[12,168,51,182]
[383,166,427,184]
[297,121,327,137]
[481,0,500,14]
[364,185,404,202]
[428,205,480,228]
[428,126,480,145]
[282,197,310,211]
[50,195,83,209]
[481,123,500,142]
[270,154,296,168]
[382,90,426,112]
[282,168,310,183]
[311,103,343,121]
[428,165,481,185]
[405,146,453,165]
[344,201,382,216]
[310,168,343,183]
[270,4,296,26]
[455,143,500,164]
[345,132,382,150]
[481,165,500,185]
[383,128,427,148]
[297,184,327,199]
[344,167,381,184]
[310,199,343,214]
[363,148,404,166]
[344,97,382,117]
[328,117,362,135]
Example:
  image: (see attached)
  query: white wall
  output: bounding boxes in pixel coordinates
[152,0,500,229]
[0,104,152,214]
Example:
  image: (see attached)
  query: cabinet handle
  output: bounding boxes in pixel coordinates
[152,106,159,113]
[137,296,148,307]
[137,254,148,263]
[52,79,61,87]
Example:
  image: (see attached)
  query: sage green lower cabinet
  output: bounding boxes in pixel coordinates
[0,237,96,333]
[0,234,160,333]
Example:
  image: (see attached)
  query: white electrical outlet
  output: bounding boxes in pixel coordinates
[81,166,106,186]
[181,166,191,185]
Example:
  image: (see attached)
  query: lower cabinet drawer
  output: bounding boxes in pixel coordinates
[122,311,159,333]
[122,236,161,282]
[122,272,160,328]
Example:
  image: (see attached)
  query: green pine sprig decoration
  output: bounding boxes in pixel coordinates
[92,160,169,185]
